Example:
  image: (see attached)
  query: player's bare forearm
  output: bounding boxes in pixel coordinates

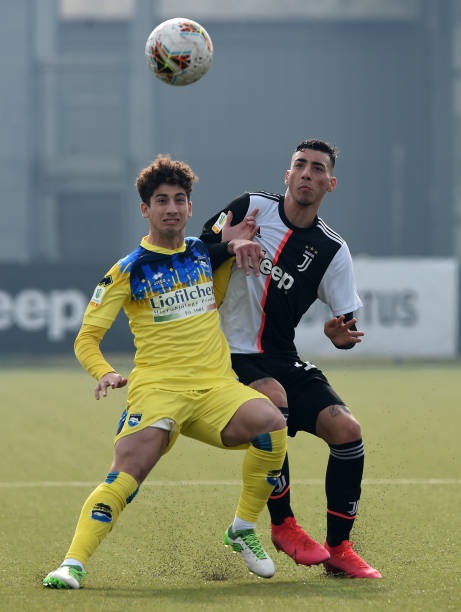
[324,315,364,350]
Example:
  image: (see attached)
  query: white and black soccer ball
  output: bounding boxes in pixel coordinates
[145,17,213,86]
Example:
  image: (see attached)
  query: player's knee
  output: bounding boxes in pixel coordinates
[351,417,361,438]
[317,405,362,443]
[339,409,361,438]
[341,417,361,442]
[250,406,286,438]
[250,377,287,408]
[266,403,287,431]
[250,398,286,432]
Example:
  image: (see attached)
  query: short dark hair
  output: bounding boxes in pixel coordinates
[295,139,338,168]
[136,154,198,203]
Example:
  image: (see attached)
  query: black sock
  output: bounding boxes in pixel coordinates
[325,439,364,547]
[267,452,294,525]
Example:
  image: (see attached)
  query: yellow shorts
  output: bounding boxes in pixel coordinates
[113,379,267,452]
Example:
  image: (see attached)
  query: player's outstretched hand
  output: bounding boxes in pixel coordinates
[95,372,128,400]
[222,208,260,242]
[324,315,364,348]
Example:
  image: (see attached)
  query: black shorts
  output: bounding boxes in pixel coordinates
[231,353,345,437]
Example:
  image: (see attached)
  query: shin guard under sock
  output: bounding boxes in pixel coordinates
[267,453,294,525]
[236,426,287,523]
[65,471,139,565]
[326,439,364,546]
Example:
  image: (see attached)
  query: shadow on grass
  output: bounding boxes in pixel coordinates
[86,577,386,604]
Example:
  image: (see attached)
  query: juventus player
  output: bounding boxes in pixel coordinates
[201,139,381,578]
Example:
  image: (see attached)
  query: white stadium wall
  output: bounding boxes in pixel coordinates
[295,258,459,358]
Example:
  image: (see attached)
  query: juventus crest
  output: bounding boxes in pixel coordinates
[297,245,318,272]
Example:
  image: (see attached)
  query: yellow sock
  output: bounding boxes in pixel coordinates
[64,471,139,566]
[236,427,287,523]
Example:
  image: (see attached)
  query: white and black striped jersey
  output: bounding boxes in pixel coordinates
[201,191,362,358]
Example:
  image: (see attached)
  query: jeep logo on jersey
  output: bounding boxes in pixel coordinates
[259,257,294,290]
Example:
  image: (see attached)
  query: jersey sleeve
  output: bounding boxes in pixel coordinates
[74,323,115,380]
[75,261,130,379]
[82,261,131,329]
[317,242,363,316]
[212,258,234,308]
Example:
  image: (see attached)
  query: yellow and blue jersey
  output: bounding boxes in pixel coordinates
[82,236,235,390]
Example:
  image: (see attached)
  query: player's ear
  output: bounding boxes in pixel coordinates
[284,169,290,185]
[188,200,192,217]
[140,201,149,217]
[327,177,337,192]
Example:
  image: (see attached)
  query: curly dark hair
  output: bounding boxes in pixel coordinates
[295,139,338,168]
[136,154,198,203]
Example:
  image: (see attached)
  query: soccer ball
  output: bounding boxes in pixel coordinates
[145,17,213,86]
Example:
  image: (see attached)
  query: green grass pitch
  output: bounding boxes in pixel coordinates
[1,357,460,611]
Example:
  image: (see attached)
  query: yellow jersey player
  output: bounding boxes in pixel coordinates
[42,155,287,589]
